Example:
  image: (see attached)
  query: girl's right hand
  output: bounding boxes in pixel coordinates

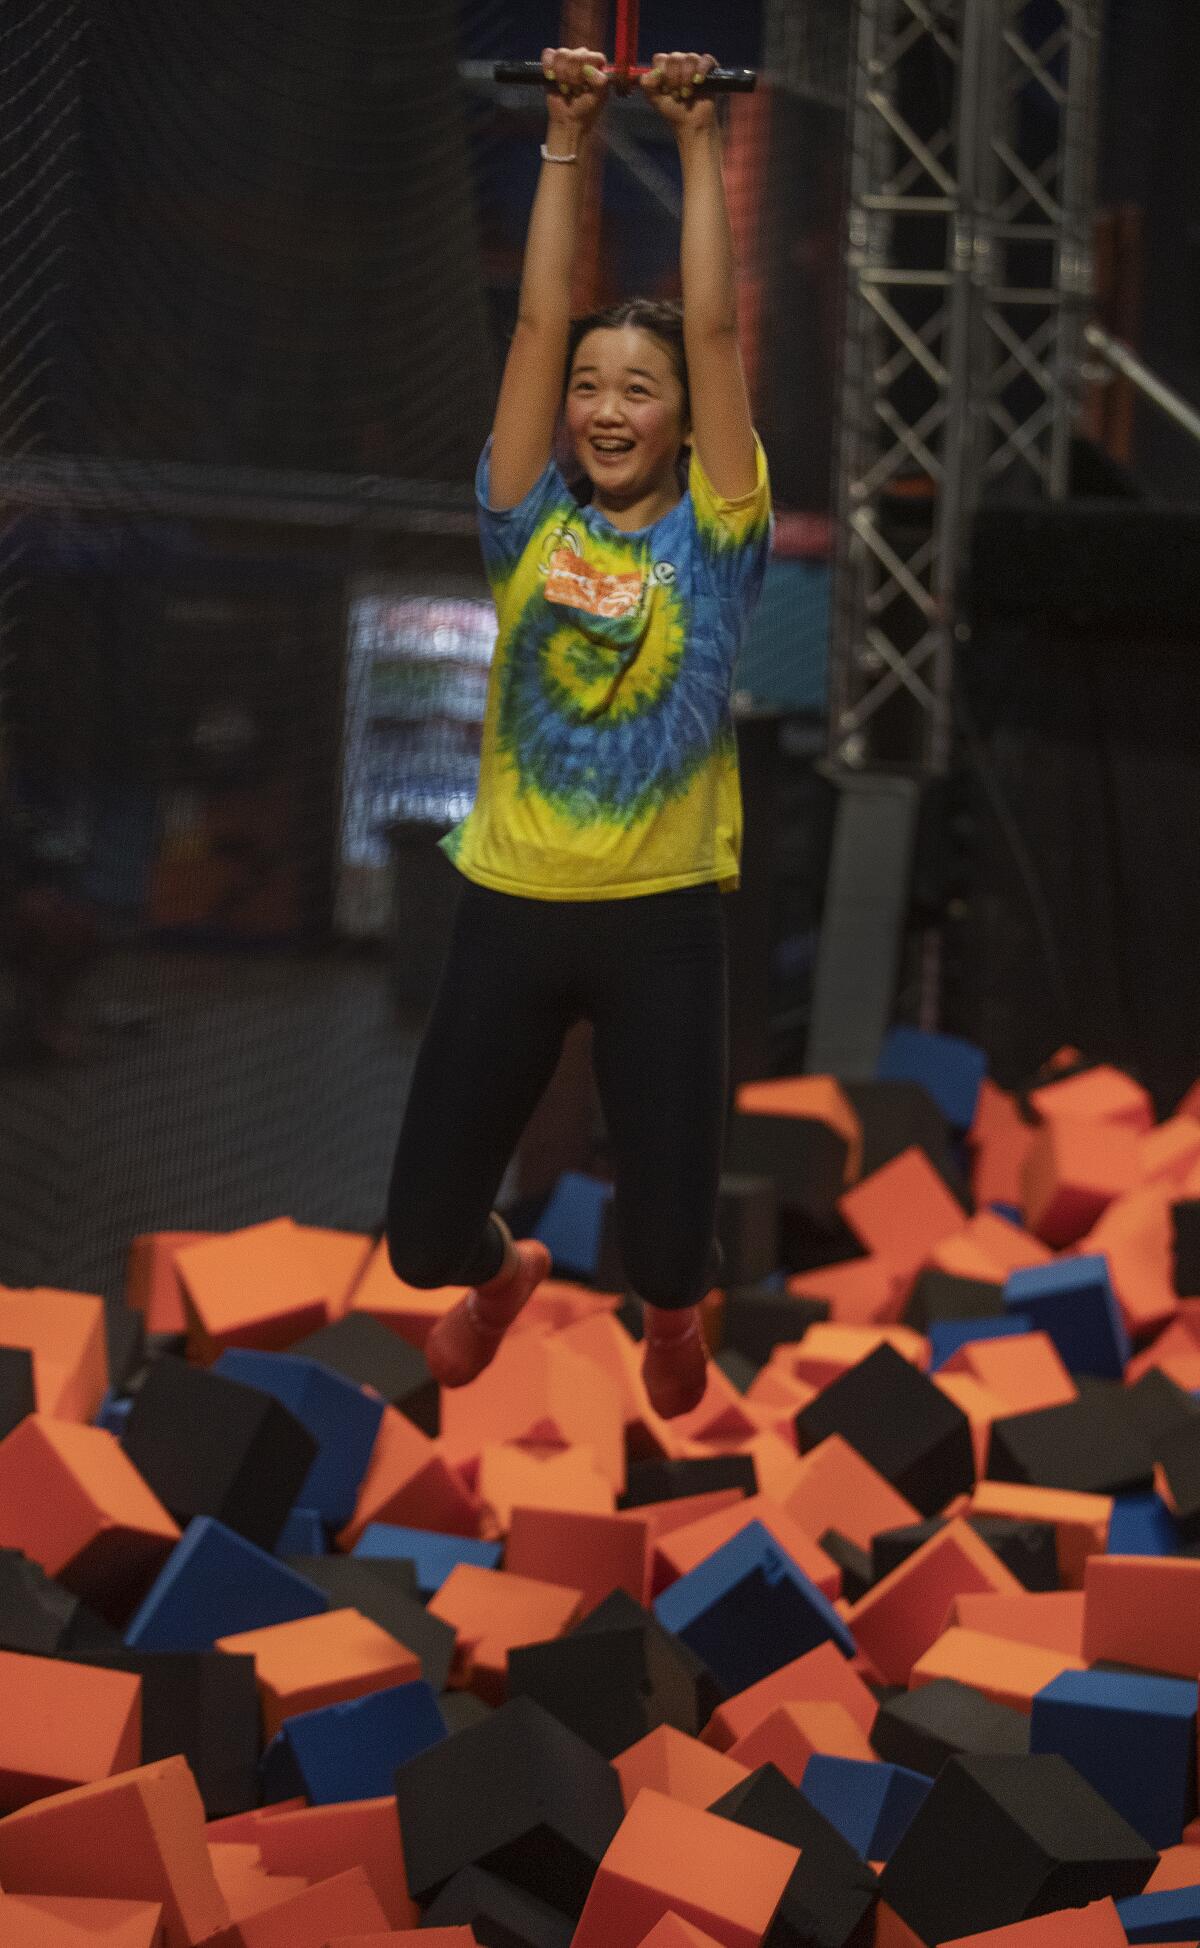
[541,46,610,132]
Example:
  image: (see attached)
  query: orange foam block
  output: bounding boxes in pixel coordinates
[909,1626,1086,1712]
[510,1278,622,1339]
[437,1335,625,1493]
[1021,1117,1142,1247]
[702,1640,877,1751]
[940,1331,1076,1414]
[968,1080,1037,1212]
[349,1238,467,1349]
[427,1564,582,1704]
[939,1896,1129,1944]
[782,1434,921,1555]
[326,1934,478,1948]
[727,1700,876,1785]
[775,1323,929,1391]
[636,1920,727,1948]
[947,1590,1086,1659]
[933,1372,1011,1478]
[968,1481,1110,1586]
[1082,1554,1200,1676]
[787,1258,906,1327]
[0,1892,165,1946]
[204,1800,304,1843]
[292,1223,375,1319]
[650,1493,839,1601]
[734,1076,863,1183]
[1126,1316,1200,1389]
[1082,1183,1180,1338]
[1147,1843,1200,1891]
[632,1489,748,1548]
[477,1442,616,1536]
[848,1519,1023,1687]
[0,1755,229,1948]
[506,1505,650,1614]
[206,1843,306,1923]
[738,1433,807,1507]
[925,1212,1052,1283]
[0,1414,179,1622]
[838,1147,968,1279]
[0,1283,109,1422]
[175,1218,330,1359]
[651,1362,762,1454]
[1141,1117,1200,1187]
[571,1786,800,1948]
[1029,1063,1155,1133]
[613,1725,750,1812]
[201,1866,391,1947]
[127,1232,215,1335]
[215,1608,420,1741]
[253,1795,416,1929]
[335,1405,481,1549]
[0,1649,140,1810]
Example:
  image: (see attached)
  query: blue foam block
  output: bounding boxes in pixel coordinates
[1116,1884,1200,1942]
[1108,1493,1182,1556]
[1003,1253,1131,1380]
[876,1026,988,1133]
[214,1348,384,1526]
[274,1506,327,1557]
[352,1523,501,1595]
[652,1520,855,1695]
[928,1313,1033,1371]
[95,1391,132,1436]
[125,1516,330,1652]
[259,1680,448,1805]
[532,1171,612,1277]
[800,1753,932,1862]
[988,1202,1024,1226]
[1031,1667,1198,1848]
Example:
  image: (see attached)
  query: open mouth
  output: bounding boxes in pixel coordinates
[590,438,635,460]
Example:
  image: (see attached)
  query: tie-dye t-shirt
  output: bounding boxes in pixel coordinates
[440,434,773,901]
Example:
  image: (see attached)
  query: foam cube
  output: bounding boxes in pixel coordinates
[1031,1667,1197,1848]
[336,1406,481,1548]
[0,1648,140,1809]
[215,1607,421,1739]
[214,1348,384,1525]
[200,1865,390,1946]
[1083,1554,1200,1677]
[653,1521,855,1696]
[1115,1884,1200,1942]
[838,1148,968,1279]
[849,1519,1021,1687]
[1028,1063,1154,1132]
[800,1753,931,1863]
[394,1694,623,1916]
[174,1218,331,1358]
[77,1645,261,1819]
[0,1284,109,1423]
[650,1494,839,1602]
[419,1867,573,1945]
[1021,1118,1141,1248]
[612,1724,749,1812]
[707,1762,880,1948]
[987,1392,1155,1496]
[0,1754,229,1948]
[877,1027,988,1133]
[870,1679,1029,1777]
[0,1343,36,1441]
[878,1753,1157,1944]
[782,1432,921,1554]
[0,1414,179,1623]
[727,1700,875,1785]
[126,1231,214,1334]
[715,1174,781,1287]
[505,1506,648,1613]
[796,1344,975,1518]
[928,1315,1034,1369]
[287,1311,439,1434]
[570,1786,800,1948]
[0,1891,167,1946]
[1002,1256,1130,1380]
[352,1525,500,1595]
[259,1680,446,1804]
[909,1626,1086,1712]
[428,1563,582,1703]
[701,1639,875,1752]
[622,1456,757,1507]
[0,1547,122,1658]
[254,1793,416,1927]
[124,1517,329,1652]
[121,1357,318,1553]
[285,1554,454,1691]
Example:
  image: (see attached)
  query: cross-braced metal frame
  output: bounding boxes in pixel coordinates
[828,0,1102,776]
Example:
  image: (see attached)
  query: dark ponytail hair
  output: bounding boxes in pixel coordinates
[565,297,690,418]
[561,297,691,500]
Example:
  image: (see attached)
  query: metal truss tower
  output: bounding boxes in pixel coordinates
[829,0,1102,776]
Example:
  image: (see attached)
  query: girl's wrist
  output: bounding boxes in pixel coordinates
[543,122,590,162]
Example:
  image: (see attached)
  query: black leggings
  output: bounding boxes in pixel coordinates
[386,878,728,1310]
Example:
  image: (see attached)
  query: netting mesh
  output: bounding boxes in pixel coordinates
[0,0,846,1297]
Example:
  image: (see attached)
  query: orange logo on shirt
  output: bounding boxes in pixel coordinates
[544,547,646,620]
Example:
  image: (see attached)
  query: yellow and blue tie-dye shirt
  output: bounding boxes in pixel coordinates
[441,432,772,901]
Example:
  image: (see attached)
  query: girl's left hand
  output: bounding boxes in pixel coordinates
[641,51,718,131]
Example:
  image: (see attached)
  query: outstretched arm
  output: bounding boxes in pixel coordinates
[643,53,759,502]
[488,47,609,512]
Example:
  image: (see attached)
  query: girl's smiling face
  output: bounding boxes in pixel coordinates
[565,324,690,520]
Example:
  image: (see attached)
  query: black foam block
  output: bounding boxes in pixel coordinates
[0,1347,35,1443]
[903,1269,1004,1331]
[1171,1198,1200,1297]
[722,1287,829,1367]
[102,1299,146,1394]
[986,1391,1154,1495]
[716,1174,781,1287]
[869,1677,1029,1777]
[574,1589,724,1727]
[620,1454,758,1508]
[77,1646,260,1817]
[286,1310,440,1435]
[878,1752,1157,1943]
[709,1764,878,1948]
[818,1530,874,1604]
[1154,1418,1200,1538]
[0,1551,121,1657]
[419,1865,573,1948]
[727,1113,849,1228]
[717,1347,760,1393]
[508,1596,723,1757]
[438,1691,494,1735]
[393,1695,624,1917]
[121,1355,319,1551]
[286,1555,453,1690]
[796,1344,974,1518]
[1122,1367,1200,1455]
[841,1079,971,1205]
[870,1517,1058,1592]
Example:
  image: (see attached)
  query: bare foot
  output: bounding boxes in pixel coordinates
[641,1303,709,1419]
[425,1238,552,1388]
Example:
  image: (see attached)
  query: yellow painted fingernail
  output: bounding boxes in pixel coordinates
[682,85,693,99]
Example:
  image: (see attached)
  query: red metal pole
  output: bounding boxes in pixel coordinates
[613,0,639,77]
